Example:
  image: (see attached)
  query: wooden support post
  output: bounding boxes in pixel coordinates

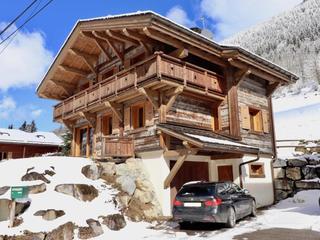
[69,48,97,74]
[8,200,16,228]
[233,68,251,86]
[165,86,184,113]
[104,101,123,122]
[170,48,189,59]
[266,82,280,97]
[79,112,96,127]
[164,152,188,189]
[138,88,159,109]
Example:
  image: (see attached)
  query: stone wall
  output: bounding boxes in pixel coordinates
[273,154,320,201]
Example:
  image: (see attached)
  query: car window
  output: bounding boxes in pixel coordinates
[232,183,243,193]
[218,183,236,195]
[178,185,214,197]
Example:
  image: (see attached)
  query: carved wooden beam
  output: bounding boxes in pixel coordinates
[92,31,124,63]
[79,111,96,127]
[58,65,90,77]
[233,68,251,86]
[138,88,159,109]
[122,28,153,54]
[106,29,139,46]
[165,86,184,113]
[170,48,189,59]
[69,48,97,74]
[62,120,74,131]
[104,101,123,122]
[266,82,280,97]
[50,79,73,95]
[81,31,112,61]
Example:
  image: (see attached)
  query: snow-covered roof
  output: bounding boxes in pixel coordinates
[0,128,63,146]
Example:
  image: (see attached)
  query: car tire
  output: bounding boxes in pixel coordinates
[250,200,257,217]
[225,207,236,228]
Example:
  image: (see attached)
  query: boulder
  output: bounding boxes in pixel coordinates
[0,187,9,196]
[34,209,65,221]
[21,172,50,184]
[295,180,320,189]
[274,179,293,191]
[12,217,23,227]
[116,192,131,208]
[133,189,154,204]
[0,199,30,222]
[101,214,126,231]
[273,168,285,179]
[115,163,130,177]
[305,154,320,165]
[302,165,318,179]
[100,162,116,176]
[45,222,75,240]
[287,157,308,167]
[81,164,103,180]
[1,232,45,240]
[275,190,289,201]
[78,219,104,239]
[55,184,98,202]
[135,177,154,192]
[28,183,46,194]
[116,176,136,196]
[44,170,56,177]
[273,158,287,168]
[286,167,301,180]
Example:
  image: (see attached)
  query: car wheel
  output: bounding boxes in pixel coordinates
[225,207,236,228]
[250,200,257,217]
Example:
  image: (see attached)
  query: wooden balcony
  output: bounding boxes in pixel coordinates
[102,136,134,158]
[53,53,225,121]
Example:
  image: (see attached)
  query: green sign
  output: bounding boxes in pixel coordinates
[11,186,28,200]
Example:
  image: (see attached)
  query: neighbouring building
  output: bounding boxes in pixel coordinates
[36,11,298,216]
[0,128,62,160]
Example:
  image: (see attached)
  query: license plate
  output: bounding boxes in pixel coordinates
[184,202,201,207]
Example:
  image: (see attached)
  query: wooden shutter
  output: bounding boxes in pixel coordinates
[241,106,250,130]
[145,101,154,126]
[112,113,119,134]
[262,110,270,133]
[124,107,131,131]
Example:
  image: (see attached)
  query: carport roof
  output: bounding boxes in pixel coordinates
[157,124,259,155]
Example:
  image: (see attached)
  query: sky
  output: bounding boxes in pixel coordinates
[0,0,302,131]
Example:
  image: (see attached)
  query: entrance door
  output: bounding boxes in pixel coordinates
[170,161,209,205]
[76,126,93,157]
[218,165,234,181]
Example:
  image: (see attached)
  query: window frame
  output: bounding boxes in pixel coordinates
[248,107,263,133]
[131,102,145,130]
[102,114,113,136]
[249,163,265,178]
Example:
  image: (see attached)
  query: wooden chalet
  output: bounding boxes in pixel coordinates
[37,11,298,215]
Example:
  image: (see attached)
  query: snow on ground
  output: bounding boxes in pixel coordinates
[0,157,119,236]
[273,91,320,140]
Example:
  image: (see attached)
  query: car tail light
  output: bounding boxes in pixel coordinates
[204,198,222,207]
[173,199,183,207]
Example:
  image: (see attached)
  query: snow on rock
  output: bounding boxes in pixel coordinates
[0,157,118,236]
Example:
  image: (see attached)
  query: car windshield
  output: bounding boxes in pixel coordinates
[178,185,215,197]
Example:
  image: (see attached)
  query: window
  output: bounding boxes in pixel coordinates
[211,107,220,131]
[102,115,113,135]
[249,163,265,178]
[249,108,263,132]
[132,103,145,129]
[0,152,8,161]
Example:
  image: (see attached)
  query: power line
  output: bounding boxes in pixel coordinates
[0,0,38,36]
[0,0,54,46]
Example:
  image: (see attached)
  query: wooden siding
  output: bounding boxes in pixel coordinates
[238,77,273,154]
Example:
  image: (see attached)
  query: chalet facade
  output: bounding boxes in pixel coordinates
[37,11,298,216]
[0,128,62,160]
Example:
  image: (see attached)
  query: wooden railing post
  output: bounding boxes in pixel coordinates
[183,63,187,86]
[156,53,162,78]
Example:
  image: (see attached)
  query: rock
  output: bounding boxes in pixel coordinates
[44,170,56,176]
[302,165,318,179]
[273,158,287,168]
[295,180,320,189]
[34,209,65,221]
[273,168,285,179]
[0,186,9,196]
[115,163,130,176]
[2,232,46,240]
[45,222,75,240]
[28,183,46,194]
[81,164,103,180]
[116,176,136,196]
[0,199,30,222]
[141,203,162,221]
[305,154,320,165]
[275,190,289,201]
[274,179,293,191]
[100,162,116,176]
[78,219,103,239]
[116,192,131,208]
[287,157,308,167]
[101,214,126,231]
[135,177,154,192]
[133,189,153,204]
[21,172,50,184]
[13,217,23,227]
[55,184,98,202]
[286,167,301,180]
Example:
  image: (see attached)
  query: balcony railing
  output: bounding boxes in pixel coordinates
[102,136,134,158]
[54,52,225,120]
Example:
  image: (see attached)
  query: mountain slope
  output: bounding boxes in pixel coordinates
[223,0,320,96]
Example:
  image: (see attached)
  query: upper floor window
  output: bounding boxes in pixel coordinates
[249,108,263,132]
[102,115,113,135]
[132,103,145,129]
[241,105,269,133]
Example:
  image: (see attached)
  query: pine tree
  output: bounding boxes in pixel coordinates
[8,124,13,129]
[61,130,72,156]
[30,120,37,133]
[19,121,27,131]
